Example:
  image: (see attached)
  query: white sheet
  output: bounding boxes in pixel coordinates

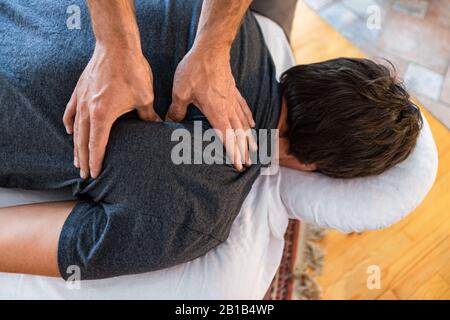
[0,13,295,300]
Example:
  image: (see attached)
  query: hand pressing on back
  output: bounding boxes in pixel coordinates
[167,45,256,171]
[63,0,160,180]
[167,0,255,171]
[63,45,159,179]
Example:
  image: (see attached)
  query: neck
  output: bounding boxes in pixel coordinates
[275,98,317,172]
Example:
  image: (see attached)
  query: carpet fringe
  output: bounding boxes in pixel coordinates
[293,224,327,300]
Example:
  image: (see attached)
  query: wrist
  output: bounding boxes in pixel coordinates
[192,37,231,59]
[95,30,142,53]
[95,39,143,57]
[194,32,232,52]
[88,0,142,53]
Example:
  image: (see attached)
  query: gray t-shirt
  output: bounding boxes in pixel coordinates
[0,0,280,279]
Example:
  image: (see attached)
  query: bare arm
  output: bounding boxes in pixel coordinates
[167,0,256,171]
[88,0,141,49]
[0,201,75,277]
[195,0,253,49]
[63,0,158,180]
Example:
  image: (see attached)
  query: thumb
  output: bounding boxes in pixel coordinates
[63,91,77,134]
[166,95,189,122]
[137,105,162,122]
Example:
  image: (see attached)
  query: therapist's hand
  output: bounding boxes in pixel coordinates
[166,0,254,171]
[63,45,159,180]
[167,45,256,171]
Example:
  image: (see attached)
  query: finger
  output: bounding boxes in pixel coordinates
[63,91,77,134]
[204,102,243,171]
[137,105,162,122]
[136,93,161,121]
[77,106,90,180]
[248,131,258,156]
[235,99,257,159]
[89,112,114,179]
[73,110,80,168]
[207,111,242,171]
[238,93,255,128]
[217,120,242,172]
[235,99,250,131]
[230,112,250,168]
[227,128,243,172]
[166,94,189,122]
[238,98,257,154]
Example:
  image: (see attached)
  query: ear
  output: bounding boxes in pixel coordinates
[282,154,317,171]
[295,161,317,171]
[278,137,317,172]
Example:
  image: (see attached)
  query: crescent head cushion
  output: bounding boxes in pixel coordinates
[279,116,438,233]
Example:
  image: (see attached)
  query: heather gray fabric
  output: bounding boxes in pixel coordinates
[251,0,298,39]
[0,0,280,280]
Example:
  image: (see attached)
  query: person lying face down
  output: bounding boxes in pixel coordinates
[0,0,421,281]
[0,1,280,280]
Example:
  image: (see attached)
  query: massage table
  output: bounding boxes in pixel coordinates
[0,13,438,300]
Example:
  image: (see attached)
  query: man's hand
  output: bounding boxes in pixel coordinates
[63,0,159,180]
[167,0,255,171]
[63,45,159,179]
[167,45,256,171]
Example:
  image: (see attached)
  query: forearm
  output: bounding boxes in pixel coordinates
[87,0,141,51]
[195,0,252,51]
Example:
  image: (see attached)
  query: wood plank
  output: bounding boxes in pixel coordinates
[378,290,400,300]
[408,274,450,300]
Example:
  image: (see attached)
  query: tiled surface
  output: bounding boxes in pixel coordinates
[343,0,379,17]
[415,94,450,129]
[305,0,334,10]
[303,0,450,129]
[427,0,450,29]
[321,3,358,29]
[378,11,450,74]
[404,63,444,100]
[392,0,430,18]
[441,67,450,105]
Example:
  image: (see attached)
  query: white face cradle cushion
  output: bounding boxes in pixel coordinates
[279,117,438,233]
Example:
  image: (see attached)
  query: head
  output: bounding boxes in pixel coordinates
[279,58,423,179]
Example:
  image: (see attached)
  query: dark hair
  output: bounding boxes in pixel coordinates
[280,58,423,179]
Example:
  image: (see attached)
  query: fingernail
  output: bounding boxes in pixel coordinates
[165,116,173,122]
[80,170,88,180]
[74,158,79,168]
[90,169,99,179]
[250,142,258,153]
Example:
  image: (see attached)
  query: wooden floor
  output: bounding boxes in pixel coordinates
[290,1,450,300]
